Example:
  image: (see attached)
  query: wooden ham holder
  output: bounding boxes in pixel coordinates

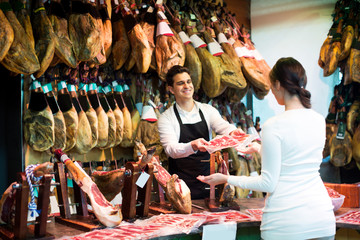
[148,156,177,215]
[121,161,154,220]
[0,172,54,240]
[205,152,240,212]
[54,162,103,231]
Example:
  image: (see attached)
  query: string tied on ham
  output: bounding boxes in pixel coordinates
[25,164,42,219]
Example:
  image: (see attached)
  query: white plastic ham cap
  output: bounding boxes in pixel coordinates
[190,34,207,48]
[141,105,157,122]
[156,21,174,37]
[178,31,191,45]
[207,42,224,56]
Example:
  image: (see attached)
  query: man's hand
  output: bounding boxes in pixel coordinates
[229,128,245,137]
[197,173,229,185]
[191,138,209,152]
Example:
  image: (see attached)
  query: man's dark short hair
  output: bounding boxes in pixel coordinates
[165,65,191,87]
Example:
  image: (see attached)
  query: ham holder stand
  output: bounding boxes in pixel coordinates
[205,151,240,212]
[0,172,54,240]
[121,161,154,220]
[54,161,104,231]
[148,157,177,215]
[54,159,154,230]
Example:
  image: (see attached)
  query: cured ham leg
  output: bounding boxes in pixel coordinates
[1,0,40,75]
[48,0,77,68]
[120,2,151,73]
[24,82,55,152]
[32,0,57,78]
[155,5,185,80]
[92,169,125,202]
[0,8,13,61]
[111,12,130,70]
[184,17,225,98]
[137,142,192,214]
[68,0,101,62]
[54,149,122,227]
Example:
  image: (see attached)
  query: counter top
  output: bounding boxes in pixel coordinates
[44,198,360,239]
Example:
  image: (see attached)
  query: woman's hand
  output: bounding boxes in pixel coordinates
[197,173,229,185]
[237,142,261,154]
[229,128,245,137]
[191,138,209,152]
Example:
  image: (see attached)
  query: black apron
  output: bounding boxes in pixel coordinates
[168,104,210,199]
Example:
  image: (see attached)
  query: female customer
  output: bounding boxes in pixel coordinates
[198,57,336,240]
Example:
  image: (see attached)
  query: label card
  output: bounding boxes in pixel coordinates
[136,172,150,188]
[202,222,237,240]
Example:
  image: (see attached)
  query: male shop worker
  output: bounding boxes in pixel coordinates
[158,65,244,199]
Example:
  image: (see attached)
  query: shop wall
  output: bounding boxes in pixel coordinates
[250,0,339,125]
[0,66,23,194]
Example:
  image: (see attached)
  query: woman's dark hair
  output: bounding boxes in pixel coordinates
[166,65,191,87]
[269,57,311,108]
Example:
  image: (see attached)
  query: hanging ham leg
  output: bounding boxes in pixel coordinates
[31,0,57,78]
[14,0,34,49]
[0,0,40,75]
[155,5,185,80]
[48,0,77,68]
[0,8,14,61]
[23,83,55,152]
[170,11,202,90]
[68,0,101,62]
[120,3,151,73]
[111,12,130,70]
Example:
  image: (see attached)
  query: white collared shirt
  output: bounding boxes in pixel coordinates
[158,101,236,159]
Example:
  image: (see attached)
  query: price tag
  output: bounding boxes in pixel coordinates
[147,6,154,13]
[190,13,196,20]
[136,172,150,188]
[211,16,217,22]
[202,222,237,240]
